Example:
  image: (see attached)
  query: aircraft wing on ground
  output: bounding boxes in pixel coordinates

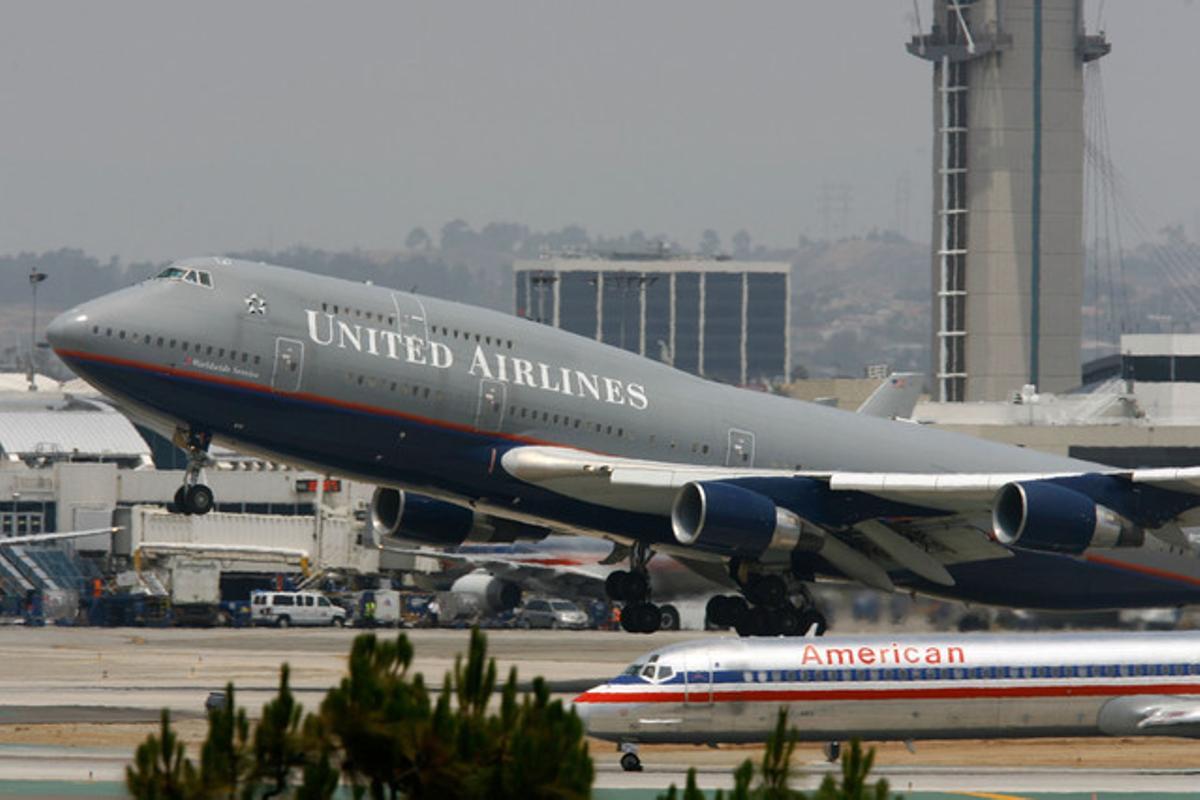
[501,446,1200,592]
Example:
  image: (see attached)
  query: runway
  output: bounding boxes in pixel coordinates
[0,626,1195,797]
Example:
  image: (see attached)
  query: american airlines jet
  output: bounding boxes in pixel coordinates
[45,258,1200,634]
[574,631,1200,771]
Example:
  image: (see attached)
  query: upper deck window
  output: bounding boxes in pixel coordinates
[154,266,214,288]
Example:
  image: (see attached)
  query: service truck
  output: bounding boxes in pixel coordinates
[170,560,222,627]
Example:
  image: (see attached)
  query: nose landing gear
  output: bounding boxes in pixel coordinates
[171,428,215,516]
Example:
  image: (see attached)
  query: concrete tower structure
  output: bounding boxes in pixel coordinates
[909,1,1108,401]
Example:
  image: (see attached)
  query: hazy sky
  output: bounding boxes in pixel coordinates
[0,1,1194,261]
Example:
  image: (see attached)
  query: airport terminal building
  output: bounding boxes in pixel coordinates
[513,256,791,386]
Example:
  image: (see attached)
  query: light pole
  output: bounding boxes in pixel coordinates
[28,268,47,391]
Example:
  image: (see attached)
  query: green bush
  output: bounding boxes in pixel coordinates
[659,710,897,800]
[126,628,592,800]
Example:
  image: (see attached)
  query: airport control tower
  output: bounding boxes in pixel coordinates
[908,0,1108,401]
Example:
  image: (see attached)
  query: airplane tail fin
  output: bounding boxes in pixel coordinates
[857,372,923,420]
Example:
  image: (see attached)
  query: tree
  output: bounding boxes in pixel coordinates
[196,684,250,799]
[250,665,309,798]
[405,227,432,251]
[127,629,593,800]
[126,710,199,799]
[732,229,753,258]
[658,711,894,800]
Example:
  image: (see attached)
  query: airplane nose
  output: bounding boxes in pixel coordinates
[46,308,87,353]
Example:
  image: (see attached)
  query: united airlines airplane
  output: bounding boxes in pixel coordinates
[575,631,1200,771]
[44,258,1200,635]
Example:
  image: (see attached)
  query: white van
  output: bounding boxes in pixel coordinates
[250,591,346,628]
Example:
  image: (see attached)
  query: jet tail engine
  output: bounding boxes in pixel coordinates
[449,570,522,615]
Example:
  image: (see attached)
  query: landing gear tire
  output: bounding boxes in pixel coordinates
[184,484,214,516]
[776,605,804,636]
[798,609,828,636]
[706,595,748,629]
[823,741,841,763]
[606,570,649,604]
[173,427,215,515]
[620,602,661,634]
[658,604,681,632]
[747,574,787,607]
[620,752,642,772]
[172,486,188,515]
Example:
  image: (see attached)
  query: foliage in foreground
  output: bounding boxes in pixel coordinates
[126,628,593,800]
[658,710,897,800]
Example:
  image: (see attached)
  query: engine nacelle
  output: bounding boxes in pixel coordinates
[371,488,549,546]
[671,481,802,561]
[449,571,522,614]
[371,488,477,546]
[992,480,1143,555]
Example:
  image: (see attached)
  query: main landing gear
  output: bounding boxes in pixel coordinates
[171,428,215,516]
[705,566,828,637]
[605,544,679,633]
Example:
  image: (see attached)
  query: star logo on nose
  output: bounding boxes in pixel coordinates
[245,293,268,315]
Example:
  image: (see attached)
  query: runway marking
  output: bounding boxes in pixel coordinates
[955,793,1032,800]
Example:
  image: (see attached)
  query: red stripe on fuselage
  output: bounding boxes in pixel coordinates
[574,681,1200,705]
[1083,553,1200,589]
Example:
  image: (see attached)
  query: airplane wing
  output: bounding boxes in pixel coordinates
[500,446,1200,592]
[385,544,615,599]
[856,372,923,420]
[0,528,121,546]
[379,543,606,584]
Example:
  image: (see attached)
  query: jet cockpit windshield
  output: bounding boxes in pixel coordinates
[154,266,213,288]
[621,654,675,683]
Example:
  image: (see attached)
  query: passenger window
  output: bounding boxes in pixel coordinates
[319,597,330,607]
[305,596,315,607]
[273,595,294,606]
[119,330,126,339]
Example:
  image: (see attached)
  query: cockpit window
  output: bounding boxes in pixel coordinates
[154,266,214,288]
[622,663,644,677]
[640,664,657,680]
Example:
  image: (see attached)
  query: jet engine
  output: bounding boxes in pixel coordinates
[371,488,549,546]
[992,480,1143,555]
[671,481,803,561]
[449,570,522,615]
[370,488,481,546]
